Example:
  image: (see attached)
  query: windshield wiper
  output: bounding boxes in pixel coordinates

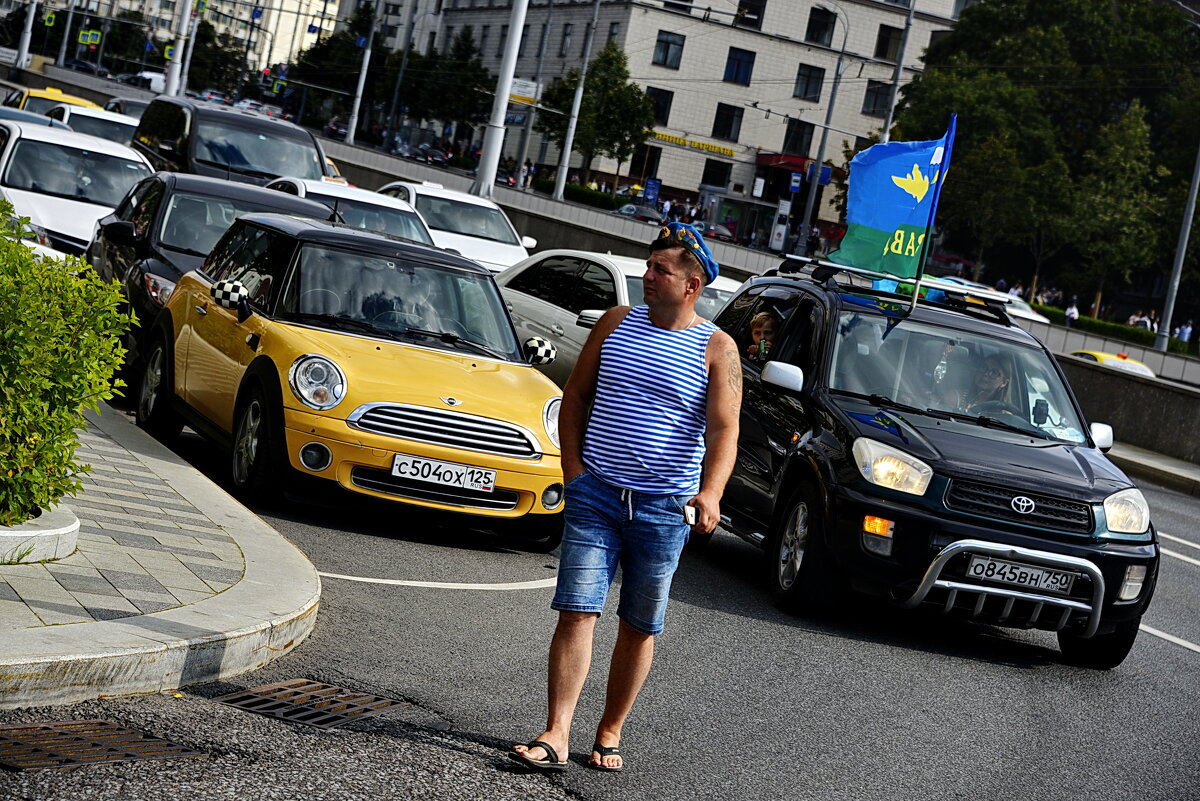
[402,327,506,359]
[281,312,400,339]
[864,393,952,420]
[161,242,207,257]
[940,410,1050,439]
[194,158,275,179]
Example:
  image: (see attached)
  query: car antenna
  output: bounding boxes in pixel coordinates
[328,199,346,224]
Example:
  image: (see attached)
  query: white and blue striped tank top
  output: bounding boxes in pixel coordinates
[582,305,718,495]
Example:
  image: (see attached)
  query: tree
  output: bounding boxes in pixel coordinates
[185,20,244,93]
[894,0,1200,308]
[537,42,653,185]
[426,27,491,146]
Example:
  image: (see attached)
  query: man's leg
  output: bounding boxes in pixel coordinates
[514,610,598,765]
[591,620,655,769]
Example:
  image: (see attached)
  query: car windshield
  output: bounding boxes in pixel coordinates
[828,310,1088,444]
[625,277,733,320]
[67,116,136,145]
[305,192,433,245]
[412,196,519,245]
[23,96,70,114]
[194,121,323,180]
[2,139,151,207]
[277,245,521,360]
[157,191,322,256]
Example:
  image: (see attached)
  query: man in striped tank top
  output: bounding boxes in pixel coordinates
[511,223,741,773]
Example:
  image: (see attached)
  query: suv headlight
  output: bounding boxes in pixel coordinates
[289,354,346,411]
[852,438,932,496]
[543,396,561,449]
[1104,488,1150,534]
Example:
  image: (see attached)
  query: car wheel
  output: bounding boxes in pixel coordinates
[767,486,840,615]
[1057,616,1141,670]
[135,335,183,441]
[230,383,284,498]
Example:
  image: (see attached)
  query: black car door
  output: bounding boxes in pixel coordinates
[721,286,821,531]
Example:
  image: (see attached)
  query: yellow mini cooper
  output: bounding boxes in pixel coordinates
[136,214,565,549]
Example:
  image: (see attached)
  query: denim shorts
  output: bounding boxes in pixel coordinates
[551,470,691,636]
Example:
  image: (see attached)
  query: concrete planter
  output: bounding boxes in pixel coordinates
[0,505,80,564]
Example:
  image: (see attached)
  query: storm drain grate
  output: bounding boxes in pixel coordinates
[214,678,408,729]
[0,720,205,771]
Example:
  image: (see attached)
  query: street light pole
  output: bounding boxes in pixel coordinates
[880,0,914,143]
[164,0,192,96]
[56,0,75,66]
[1154,136,1200,351]
[345,0,382,146]
[514,1,554,190]
[385,0,421,152]
[552,0,600,201]
[470,0,531,198]
[800,3,848,238]
[15,0,35,71]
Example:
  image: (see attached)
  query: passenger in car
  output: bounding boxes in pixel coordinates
[746,310,779,362]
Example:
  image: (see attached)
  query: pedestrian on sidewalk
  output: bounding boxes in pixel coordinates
[1065,297,1079,328]
[509,222,741,774]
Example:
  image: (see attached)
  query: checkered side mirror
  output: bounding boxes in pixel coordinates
[524,336,556,365]
[211,279,249,310]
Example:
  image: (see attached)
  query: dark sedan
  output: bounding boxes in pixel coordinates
[612,203,664,224]
[324,118,349,141]
[86,172,333,366]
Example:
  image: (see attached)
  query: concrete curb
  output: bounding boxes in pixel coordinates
[0,408,321,709]
[1108,452,1200,498]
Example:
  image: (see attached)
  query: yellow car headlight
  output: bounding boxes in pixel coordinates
[1104,488,1150,534]
[852,438,932,496]
[289,354,346,411]
[543,396,561,449]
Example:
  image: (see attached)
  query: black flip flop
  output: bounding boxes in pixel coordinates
[589,742,623,772]
[509,740,568,773]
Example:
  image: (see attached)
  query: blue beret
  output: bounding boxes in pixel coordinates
[655,222,720,285]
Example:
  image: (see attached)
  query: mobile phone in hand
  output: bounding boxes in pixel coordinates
[684,505,697,526]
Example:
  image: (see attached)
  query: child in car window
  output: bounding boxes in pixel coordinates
[747,310,779,362]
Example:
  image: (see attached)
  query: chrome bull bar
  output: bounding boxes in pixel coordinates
[899,539,1106,638]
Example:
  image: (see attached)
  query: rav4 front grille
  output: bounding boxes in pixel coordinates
[945,479,1093,534]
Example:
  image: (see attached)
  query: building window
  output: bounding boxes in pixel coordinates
[645,86,673,126]
[559,23,573,57]
[427,31,437,54]
[664,1,692,11]
[607,21,620,44]
[632,144,662,181]
[442,27,452,50]
[497,24,507,56]
[381,24,397,38]
[385,3,401,14]
[862,80,891,117]
[711,103,743,142]
[537,23,547,57]
[723,47,755,86]
[874,24,902,61]
[519,24,529,56]
[701,159,732,189]
[805,7,835,47]
[782,119,814,157]
[793,64,824,102]
[652,31,684,69]
[929,29,950,50]
[479,25,489,54]
[734,0,766,30]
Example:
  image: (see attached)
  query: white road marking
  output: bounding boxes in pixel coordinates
[319,571,557,590]
[1162,548,1200,568]
[1159,532,1200,551]
[1141,624,1200,655]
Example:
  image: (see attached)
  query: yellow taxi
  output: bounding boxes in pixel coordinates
[3,86,100,115]
[135,214,566,549]
[1069,350,1156,378]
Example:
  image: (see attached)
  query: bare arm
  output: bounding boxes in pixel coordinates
[688,330,742,533]
[559,306,630,482]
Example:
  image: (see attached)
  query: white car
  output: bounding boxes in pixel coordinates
[0,121,152,254]
[264,177,436,246]
[496,249,743,386]
[923,276,1051,323]
[44,104,139,145]
[376,180,535,271]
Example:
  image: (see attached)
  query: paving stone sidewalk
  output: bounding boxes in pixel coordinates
[0,423,245,629]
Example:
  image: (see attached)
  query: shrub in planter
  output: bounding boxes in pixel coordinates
[0,205,131,526]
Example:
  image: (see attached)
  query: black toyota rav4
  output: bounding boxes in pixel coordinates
[708,259,1158,669]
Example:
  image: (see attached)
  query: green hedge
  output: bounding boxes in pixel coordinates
[1032,303,1192,355]
[0,205,131,527]
[529,178,625,211]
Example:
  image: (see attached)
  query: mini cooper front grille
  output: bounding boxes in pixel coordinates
[945,479,1093,534]
[347,403,541,459]
[351,467,521,511]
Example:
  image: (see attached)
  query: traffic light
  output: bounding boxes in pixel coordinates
[260,67,271,86]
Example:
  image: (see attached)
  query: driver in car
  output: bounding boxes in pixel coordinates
[961,356,1012,412]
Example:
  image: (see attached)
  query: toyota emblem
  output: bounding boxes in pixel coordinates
[440,397,463,407]
[1011,495,1036,514]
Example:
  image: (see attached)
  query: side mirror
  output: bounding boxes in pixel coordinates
[212,279,252,324]
[1090,422,1114,452]
[576,309,603,329]
[523,336,556,365]
[102,219,139,247]
[521,236,537,249]
[761,361,805,393]
[159,139,178,155]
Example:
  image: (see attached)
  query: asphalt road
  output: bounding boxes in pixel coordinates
[4,420,1196,801]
